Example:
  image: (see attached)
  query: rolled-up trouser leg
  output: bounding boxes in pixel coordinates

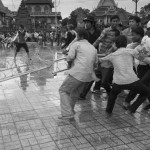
[59,75,83,117]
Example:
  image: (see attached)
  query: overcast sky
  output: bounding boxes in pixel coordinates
[2,0,150,18]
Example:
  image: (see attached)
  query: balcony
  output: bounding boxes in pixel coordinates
[30,12,61,17]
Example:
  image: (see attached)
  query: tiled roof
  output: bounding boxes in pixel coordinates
[26,0,53,5]
[0,0,6,13]
[4,7,13,17]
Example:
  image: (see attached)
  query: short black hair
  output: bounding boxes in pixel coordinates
[110,28,120,37]
[76,28,89,40]
[131,26,144,38]
[129,15,141,23]
[67,24,74,30]
[115,35,127,48]
[19,25,24,29]
[110,15,120,21]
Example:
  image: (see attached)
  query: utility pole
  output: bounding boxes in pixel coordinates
[55,0,57,37]
[132,0,139,16]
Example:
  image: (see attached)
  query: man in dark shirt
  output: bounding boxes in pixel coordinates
[13,25,30,62]
[61,24,76,49]
[79,15,102,100]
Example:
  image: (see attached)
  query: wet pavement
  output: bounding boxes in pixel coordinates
[0,44,150,150]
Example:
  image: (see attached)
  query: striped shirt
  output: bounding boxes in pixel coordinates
[94,27,118,68]
[93,27,117,54]
[122,28,132,44]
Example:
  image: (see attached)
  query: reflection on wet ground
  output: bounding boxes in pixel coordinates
[0,44,150,150]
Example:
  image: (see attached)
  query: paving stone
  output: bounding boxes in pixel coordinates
[0,48,150,150]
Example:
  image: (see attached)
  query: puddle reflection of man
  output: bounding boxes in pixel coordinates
[16,66,29,91]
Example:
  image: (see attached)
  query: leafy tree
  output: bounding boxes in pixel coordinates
[139,3,150,21]
[69,7,90,27]
[61,7,90,27]
[61,17,70,26]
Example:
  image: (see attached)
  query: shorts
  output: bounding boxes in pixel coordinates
[16,43,29,53]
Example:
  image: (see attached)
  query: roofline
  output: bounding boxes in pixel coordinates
[0,11,5,14]
[25,2,54,7]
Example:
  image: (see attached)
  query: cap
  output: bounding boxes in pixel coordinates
[147,21,150,29]
[83,15,95,22]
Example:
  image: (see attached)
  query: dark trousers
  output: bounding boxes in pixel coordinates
[80,71,102,98]
[101,67,113,95]
[125,65,150,104]
[106,80,150,113]
[16,43,29,53]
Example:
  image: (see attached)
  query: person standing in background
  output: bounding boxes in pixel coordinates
[122,16,141,44]
[13,25,30,62]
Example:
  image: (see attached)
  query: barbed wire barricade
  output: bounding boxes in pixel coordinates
[0,42,68,82]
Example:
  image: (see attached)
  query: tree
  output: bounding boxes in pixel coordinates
[61,17,69,26]
[69,7,90,27]
[139,3,150,21]
[61,7,90,27]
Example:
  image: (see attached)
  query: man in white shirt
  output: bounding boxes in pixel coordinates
[59,28,98,120]
[99,35,150,114]
[124,21,150,110]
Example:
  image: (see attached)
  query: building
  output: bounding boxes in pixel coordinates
[15,0,32,31]
[14,0,62,32]
[0,0,13,32]
[92,0,130,26]
[4,7,13,27]
[0,0,6,27]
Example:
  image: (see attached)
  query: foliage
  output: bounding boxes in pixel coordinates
[61,17,70,26]
[139,3,150,21]
[61,7,90,27]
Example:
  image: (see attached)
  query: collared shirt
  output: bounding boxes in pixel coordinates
[122,28,132,44]
[94,27,117,68]
[135,36,150,65]
[67,39,97,82]
[93,27,117,54]
[100,48,139,85]
[66,28,101,51]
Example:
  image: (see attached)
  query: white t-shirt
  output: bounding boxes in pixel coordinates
[100,48,139,85]
[67,39,97,82]
[138,36,150,65]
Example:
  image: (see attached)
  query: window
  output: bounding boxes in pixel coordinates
[44,6,49,13]
[28,6,32,12]
[35,5,41,12]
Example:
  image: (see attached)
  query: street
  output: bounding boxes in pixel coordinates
[0,44,150,150]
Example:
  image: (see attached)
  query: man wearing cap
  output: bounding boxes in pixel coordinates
[122,15,141,44]
[79,15,102,100]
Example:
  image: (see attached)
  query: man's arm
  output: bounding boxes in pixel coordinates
[98,54,111,63]
[130,47,149,61]
[143,57,150,65]
[66,42,77,62]
[93,29,106,48]
[66,36,78,51]
[13,32,18,42]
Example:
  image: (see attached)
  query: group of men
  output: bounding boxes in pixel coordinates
[59,14,150,120]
